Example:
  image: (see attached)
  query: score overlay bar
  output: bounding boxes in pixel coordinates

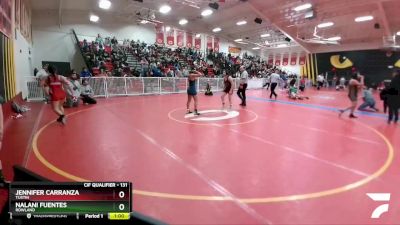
[9,182,132,219]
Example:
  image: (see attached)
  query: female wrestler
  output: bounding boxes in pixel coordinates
[187,69,203,115]
[43,65,70,124]
[221,70,234,109]
[339,73,364,118]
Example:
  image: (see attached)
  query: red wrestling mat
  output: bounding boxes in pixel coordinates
[5,89,399,224]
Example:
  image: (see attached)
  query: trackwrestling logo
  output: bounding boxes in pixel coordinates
[367,193,391,218]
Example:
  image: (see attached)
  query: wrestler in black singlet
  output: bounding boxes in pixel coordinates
[223,76,232,93]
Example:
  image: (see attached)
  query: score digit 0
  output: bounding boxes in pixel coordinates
[119,191,125,198]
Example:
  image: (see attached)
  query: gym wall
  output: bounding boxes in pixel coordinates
[315,50,400,85]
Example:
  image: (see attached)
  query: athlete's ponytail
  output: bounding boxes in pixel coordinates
[47,65,57,75]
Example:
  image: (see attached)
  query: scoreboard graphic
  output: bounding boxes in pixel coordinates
[9,182,132,221]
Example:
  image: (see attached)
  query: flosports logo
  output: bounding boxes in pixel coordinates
[367,193,391,219]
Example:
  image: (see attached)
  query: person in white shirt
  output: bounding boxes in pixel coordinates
[80,79,97,105]
[182,66,189,77]
[65,72,81,108]
[36,64,49,79]
[317,74,324,90]
[339,77,346,90]
[263,75,271,90]
[270,70,281,99]
[237,66,248,106]
[37,64,50,103]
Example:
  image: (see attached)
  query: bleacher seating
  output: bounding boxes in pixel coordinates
[75,34,291,79]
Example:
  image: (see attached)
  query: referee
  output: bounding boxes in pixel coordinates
[237,66,248,106]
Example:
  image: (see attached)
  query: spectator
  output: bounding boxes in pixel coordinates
[289,76,297,87]
[37,64,49,79]
[182,66,189,77]
[77,35,294,80]
[140,57,149,77]
[358,86,379,112]
[96,34,104,47]
[205,83,213,96]
[81,79,97,105]
[299,76,306,92]
[80,67,92,78]
[332,74,338,88]
[338,77,346,90]
[82,39,89,52]
[104,37,111,47]
[65,71,81,108]
[111,36,118,45]
[317,74,324,90]
[37,64,50,103]
[263,75,271,90]
[175,67,182,77]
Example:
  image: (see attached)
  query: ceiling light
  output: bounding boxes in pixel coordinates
[179,19,188,25]
[265,40,270,45]
[140,20,148,24]
[201,9,213,17]
[165,26,171,32]
[260,33,270,38]
[237,42,248,45]
[98,0,111,9]
[293,3,312,11]
[326,36,341,41]
[234,39,243,42]
[355,15,374,22]
[305,10,315,19]
[317,22,334,28]
[195,34,201,38]
[252,47,260,50]
[396,31,400,36]
[90,15,99,22]
[277,44,288,47]
[159,5,171,14]
[212,27,221,32]
[236,20,247,26]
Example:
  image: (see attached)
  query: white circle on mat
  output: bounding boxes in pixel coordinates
[184,109,240,121]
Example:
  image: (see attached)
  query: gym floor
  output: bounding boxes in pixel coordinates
[3,88,400,224]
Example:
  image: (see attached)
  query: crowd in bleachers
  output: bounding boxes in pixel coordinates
[80,34,130,76]
[77,34,298,80]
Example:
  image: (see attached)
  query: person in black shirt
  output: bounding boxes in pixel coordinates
[387,70,400,124]
[380,82,390,113]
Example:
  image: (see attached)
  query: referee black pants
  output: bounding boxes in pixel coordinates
[388,96,400,123]
[270,83,278,98]
[237,83,248,105]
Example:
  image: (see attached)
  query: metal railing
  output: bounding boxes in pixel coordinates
[72,29,91,71]
[23,77,266,102]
